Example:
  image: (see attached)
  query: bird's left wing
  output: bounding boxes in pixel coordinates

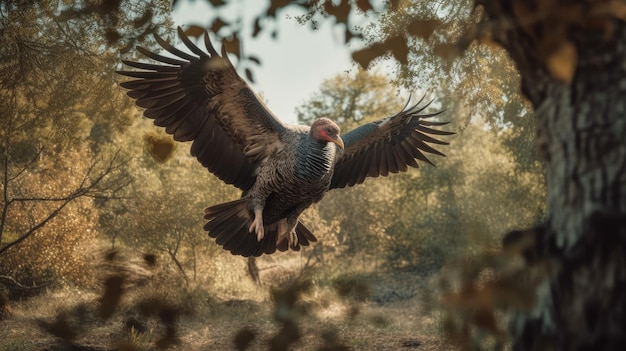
[117,27,286,190]
[330,99,454,189]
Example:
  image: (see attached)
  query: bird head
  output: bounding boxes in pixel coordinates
[310,118,344,149]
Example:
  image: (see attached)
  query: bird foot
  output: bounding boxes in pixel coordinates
[249,208,264,241]
[288,229,298,248]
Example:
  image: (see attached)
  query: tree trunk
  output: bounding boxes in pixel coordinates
[479,2,626,349]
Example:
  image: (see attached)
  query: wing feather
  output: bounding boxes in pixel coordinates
[136,90,186,108]
[417,124,452,135]
[408,134,447,156]
[354,152,371,185]
[153,32,200,61]
[150,98,194,125]
[330,101,454,189]
[179,27,213,56]
[379,145,389,177]
[121,60,179,72]
[120,78,181,90]
[136,46,187,65]
[399,140,420,168]
[127,84,180,100]
[394,146,410,172]
[202,32,220,56]
[116,70,178,79]
[384,146,399,174]
[118,27,287,190]
[368,146,383,177]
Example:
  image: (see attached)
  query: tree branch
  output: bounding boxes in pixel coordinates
[0,196,72,255]
[0,91,15,245]
[167,238,189,287]
[0,275,49,290]
[7,148,43,183]
[0,148,131,255]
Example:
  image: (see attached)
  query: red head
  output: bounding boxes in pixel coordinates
[310,118,344,149]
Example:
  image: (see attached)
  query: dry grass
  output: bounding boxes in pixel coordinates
[1,293,452,351]
[0,256,456,351]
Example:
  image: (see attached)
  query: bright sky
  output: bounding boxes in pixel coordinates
[172,1,360,124]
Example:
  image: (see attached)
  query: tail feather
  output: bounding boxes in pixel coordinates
[203,198,319,257]
[207,201,248,246]
[219,220,248,249]
[296,222,318,244]
[257,229,279,256]
[212,211,247,246]
[230,234,256,256]
[275,221,317,252]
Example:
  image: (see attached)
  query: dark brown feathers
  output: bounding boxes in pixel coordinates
[330,98,454,189]
[117,27,286,191]
[203,199,317,257]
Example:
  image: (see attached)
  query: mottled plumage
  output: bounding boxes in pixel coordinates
[117,28,453,257]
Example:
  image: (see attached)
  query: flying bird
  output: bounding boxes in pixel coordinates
[117,27,453,257]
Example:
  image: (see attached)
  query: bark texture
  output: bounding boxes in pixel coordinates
[479,1,626,350]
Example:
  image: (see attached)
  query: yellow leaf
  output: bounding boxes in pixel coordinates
[184,25,206,39]
[144,133,175,163]
[547,41,577,83]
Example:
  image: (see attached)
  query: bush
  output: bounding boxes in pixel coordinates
[0,199,101,290]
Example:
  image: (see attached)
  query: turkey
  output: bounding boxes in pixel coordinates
[117,27,453,257]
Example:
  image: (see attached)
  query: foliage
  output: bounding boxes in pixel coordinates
[296,69,544,273]
[0,148,110,287]
[94,119,242,285]
[0,0,172,286]
[0,340,36,351]
[296,68,405,130]
[382,123,545,272]
[330,273,371,302]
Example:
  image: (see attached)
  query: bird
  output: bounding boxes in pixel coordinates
[117,27,453,257]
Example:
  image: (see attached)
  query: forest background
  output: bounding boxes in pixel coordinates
[0,1,550,350]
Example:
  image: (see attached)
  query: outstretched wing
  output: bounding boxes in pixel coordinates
[117,27,286,190]
[330,98,454,189]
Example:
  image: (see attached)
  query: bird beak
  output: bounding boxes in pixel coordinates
[329,135,344,149]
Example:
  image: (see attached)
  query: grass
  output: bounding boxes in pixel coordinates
[0,339,37,351]
[0,250,458,351]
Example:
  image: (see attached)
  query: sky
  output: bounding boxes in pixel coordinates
[171,0,361,124]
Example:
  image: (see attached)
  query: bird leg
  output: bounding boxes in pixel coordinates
[249,206,264,241]
[285,217,298,248]
[284,202,308,248]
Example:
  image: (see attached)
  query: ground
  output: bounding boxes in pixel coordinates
[0,269,455,351]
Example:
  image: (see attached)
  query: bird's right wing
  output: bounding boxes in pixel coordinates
[117,27,287,191]
[330,99,454,189]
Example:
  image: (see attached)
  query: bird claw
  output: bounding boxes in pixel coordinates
[249,209,264,241]
[288,230,298,248]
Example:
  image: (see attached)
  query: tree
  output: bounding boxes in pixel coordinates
[475,2,626,349]
[100,122,240,285]
[385,120,545,275]
[363,0,626,348]
[296,68,406,130]
[0,0,171,285]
